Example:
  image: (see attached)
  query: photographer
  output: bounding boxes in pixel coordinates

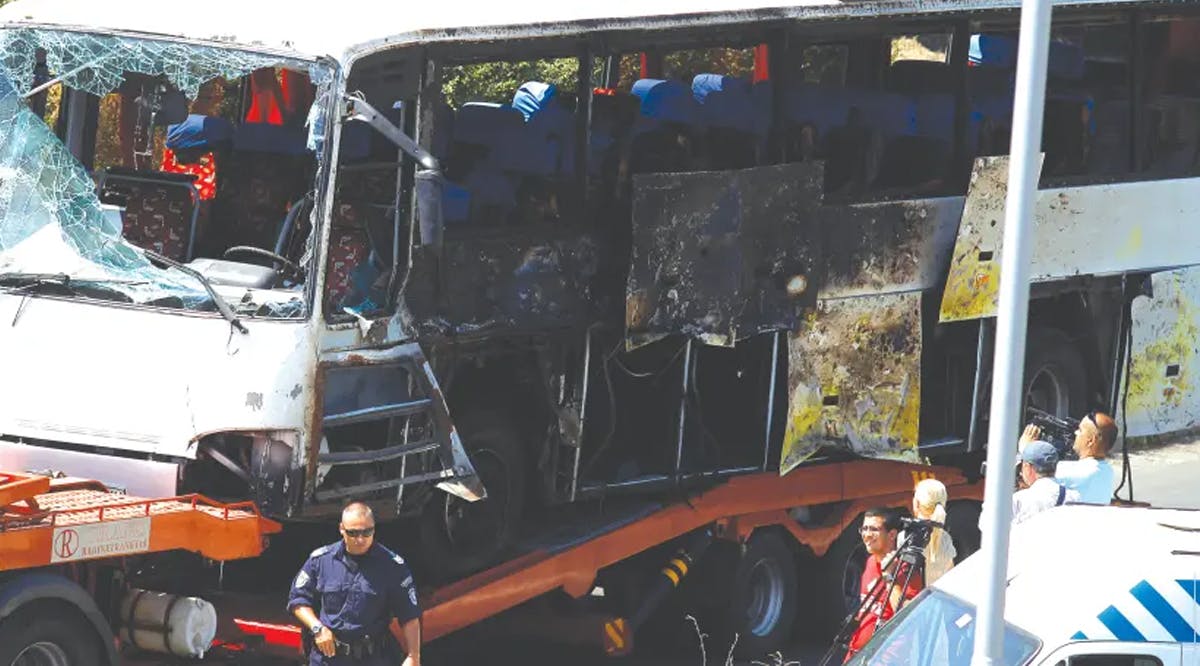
[1013,441,1078,523]
[844,508,924,662]
[981,440,1077,534]
[1022,411,1117,504]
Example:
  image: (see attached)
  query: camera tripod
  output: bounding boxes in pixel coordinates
[819,518,935,666]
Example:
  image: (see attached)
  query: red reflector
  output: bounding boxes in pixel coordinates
[233,619,304,652]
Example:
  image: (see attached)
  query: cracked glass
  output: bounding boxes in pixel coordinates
[0,27,333,318]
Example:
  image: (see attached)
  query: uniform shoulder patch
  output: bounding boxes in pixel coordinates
[378,545,406,566]
[294,570,310,589]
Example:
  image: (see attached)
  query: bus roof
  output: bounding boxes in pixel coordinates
[936,505,1200,647]
[0,0,1158,65]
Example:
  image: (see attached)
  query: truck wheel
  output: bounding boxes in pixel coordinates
[723,532,798,658]
[420,417,525,580]
[819,518,868,639]
[0,604,101,666]
[1023,327,1088,420]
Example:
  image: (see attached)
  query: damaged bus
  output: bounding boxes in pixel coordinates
[1,0,1198,579]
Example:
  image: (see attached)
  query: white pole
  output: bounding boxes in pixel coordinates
[971,1,1054,664]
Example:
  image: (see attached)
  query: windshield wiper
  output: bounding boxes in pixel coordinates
[0,272,72,287]
[142,249,248,334]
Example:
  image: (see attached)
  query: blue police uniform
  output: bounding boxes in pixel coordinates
[287,541,422,665]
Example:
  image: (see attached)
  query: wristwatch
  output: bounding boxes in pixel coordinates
[310,623,325,636]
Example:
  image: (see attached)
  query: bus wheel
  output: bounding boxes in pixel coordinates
[0,604,100,666]
[723,531,798,658]
[420,416,525,580]
[1023,327,1088,420]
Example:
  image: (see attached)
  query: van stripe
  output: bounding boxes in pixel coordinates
[1178,579,1200,605]
[1131,581,1197,642]
[1097,606,1145,642]
[1070,631,1087,640]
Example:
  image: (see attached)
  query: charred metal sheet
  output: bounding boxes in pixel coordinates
[406,234,599,338]
[625,162,822,349]
[1122,267,1200,438]
[780,292,922,474]
[818,196,962,299]
[315,343,485,502]
[940,155,1200,322]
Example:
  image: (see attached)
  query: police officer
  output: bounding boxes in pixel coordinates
[288,502,422,666]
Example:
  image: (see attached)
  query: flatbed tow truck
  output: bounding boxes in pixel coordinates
[230,458,985,661]
[0,461,984,665]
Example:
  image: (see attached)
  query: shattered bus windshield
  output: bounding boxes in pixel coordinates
[0,27,333,318]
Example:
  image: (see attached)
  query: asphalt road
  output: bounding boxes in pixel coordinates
[1113,437,1200,509]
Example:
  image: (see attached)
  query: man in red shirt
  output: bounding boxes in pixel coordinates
[844,508,924,661]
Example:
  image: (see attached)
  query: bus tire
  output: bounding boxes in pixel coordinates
[1023,327,1088,420]
[722,531,798,658]
[0,602,102,666]
[819,517,868,639]
[420,415,525,580]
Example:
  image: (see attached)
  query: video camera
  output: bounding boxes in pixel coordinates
[1025,406,1080,462]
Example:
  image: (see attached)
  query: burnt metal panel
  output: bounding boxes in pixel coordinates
[780,291,923,474]
[819,197,963,299]
[1123,266,1200,438]
[625,162,823,349]
[406,233,599,337]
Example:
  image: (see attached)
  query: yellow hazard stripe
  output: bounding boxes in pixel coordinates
[670,557,689,578]
[605,619,626,650]
[662,567,680,586]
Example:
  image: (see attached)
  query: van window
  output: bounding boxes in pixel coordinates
[1059,657,1164,666]
[847,589,1040,665]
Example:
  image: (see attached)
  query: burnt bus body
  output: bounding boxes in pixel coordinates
[3,0,1199,579]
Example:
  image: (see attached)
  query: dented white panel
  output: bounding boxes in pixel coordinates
[940,156,1200,322]
[1121,267,1200,438]
[0,293,315,458]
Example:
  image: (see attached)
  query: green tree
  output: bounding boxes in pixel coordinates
[442,58,579,108]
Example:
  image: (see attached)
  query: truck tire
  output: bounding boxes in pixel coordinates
[722,531,798,658]
[818,517,868,639]
[1023,327,1088,420]
[0,603,102,666]
[420,416,525,580]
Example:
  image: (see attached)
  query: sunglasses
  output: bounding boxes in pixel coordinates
[344,527,375,538]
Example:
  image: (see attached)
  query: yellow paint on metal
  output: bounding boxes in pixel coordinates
[1118,226,1144,260]
[938,155,1043,323]
[939,256,1001,323]
[910,470,936,486]
[1127,281,1198,415]
[781,293,923,474]
[662,567,680,586]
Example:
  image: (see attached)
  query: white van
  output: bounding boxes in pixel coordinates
[849,505,1200,665]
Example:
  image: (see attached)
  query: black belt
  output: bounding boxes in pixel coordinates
[334,634,386,660]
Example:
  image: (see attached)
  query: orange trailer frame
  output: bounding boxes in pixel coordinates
[236,458,983,657]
